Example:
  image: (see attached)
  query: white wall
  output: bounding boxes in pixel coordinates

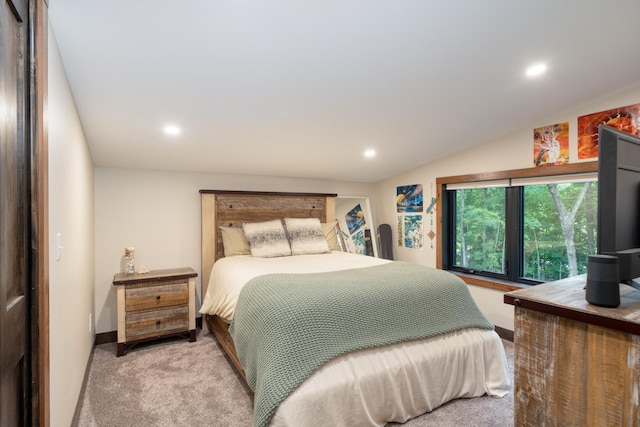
[94,169,376,334]
[375,83,640,330]
[48,26,96,427]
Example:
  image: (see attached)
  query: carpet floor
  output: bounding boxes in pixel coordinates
[75,329,513,426]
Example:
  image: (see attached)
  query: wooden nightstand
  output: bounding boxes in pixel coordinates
[113,267,197,356]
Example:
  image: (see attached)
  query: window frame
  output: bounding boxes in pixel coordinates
[436,161,598,291]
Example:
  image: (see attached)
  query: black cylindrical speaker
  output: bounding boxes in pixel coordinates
[586,254,620,308]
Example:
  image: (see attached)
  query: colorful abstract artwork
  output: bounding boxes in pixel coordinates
[533,122,569,166]
[577,103,640,159]
[396,185,423,213]
[351,229,366,255]
[403,214,423,249]
[345,204,366,235]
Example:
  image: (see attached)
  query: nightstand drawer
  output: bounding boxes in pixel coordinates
[125,306,189,341]
[125,280,188,311]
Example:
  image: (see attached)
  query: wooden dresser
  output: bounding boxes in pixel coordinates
[113,267,197,356]
[504,275,640,426]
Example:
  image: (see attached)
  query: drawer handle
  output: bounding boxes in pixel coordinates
[156,320,161,326]
[156,295,161,301]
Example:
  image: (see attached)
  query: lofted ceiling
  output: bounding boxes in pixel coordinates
[48,1,640,182]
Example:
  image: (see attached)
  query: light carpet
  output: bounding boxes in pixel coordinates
[75,329,513,427]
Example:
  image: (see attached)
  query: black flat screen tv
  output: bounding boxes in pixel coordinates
[597,124,640,281]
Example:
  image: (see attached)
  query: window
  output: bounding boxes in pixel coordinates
[438,163,599,286]
[522,181,597,282]
[453,186,507,276]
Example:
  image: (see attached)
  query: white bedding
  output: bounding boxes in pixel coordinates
[200,251,510,426]
[273,328,509,426]
[200,251,391,322]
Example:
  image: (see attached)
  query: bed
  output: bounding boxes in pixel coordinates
[199,190,510,427]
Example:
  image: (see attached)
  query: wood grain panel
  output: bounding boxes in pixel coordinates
[124,281,188,312]
[513,301,640,426]
[515,309,590,426]
[553,317,588,426]
[113,267,196,285]
[586,327,640,426]
[206,315,245,379]
[33,2,50,423]
[125,306,189,341]
[216,194,327,212]
[217,210,322,223]
[514,309,559,426]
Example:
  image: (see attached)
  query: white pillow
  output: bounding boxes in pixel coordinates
[242,219,291,258]
[284,217,330,255]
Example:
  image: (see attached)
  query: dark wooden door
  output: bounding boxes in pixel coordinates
[0,0,32,425]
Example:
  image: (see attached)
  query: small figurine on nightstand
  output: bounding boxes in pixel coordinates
[123,247,135,274]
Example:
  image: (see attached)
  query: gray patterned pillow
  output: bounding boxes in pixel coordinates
[284,217,330,255]
[242,219,291,258]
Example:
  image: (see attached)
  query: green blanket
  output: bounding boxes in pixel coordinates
[229,261,493,427]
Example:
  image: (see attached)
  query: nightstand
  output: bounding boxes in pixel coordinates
[112,267,197,356]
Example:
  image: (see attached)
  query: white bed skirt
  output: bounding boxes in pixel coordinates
[271,328,510,427]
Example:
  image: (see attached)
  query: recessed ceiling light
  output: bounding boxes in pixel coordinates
[526,63,547,77]
[164,125,180,135]
[364,149,376,158]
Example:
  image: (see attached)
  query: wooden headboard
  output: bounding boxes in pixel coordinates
[200,190,337,300]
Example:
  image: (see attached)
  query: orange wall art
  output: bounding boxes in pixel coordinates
[534,122,569,167]
[577,103,640,159]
